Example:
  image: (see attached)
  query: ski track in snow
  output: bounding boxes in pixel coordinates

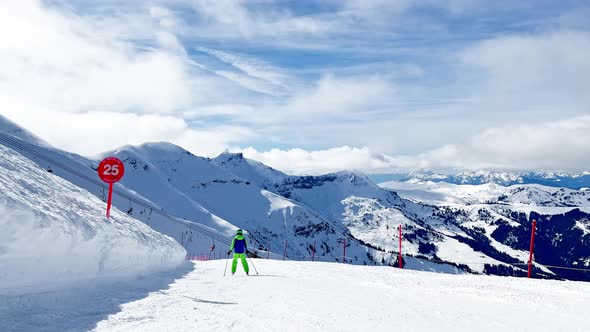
[93,260,590,332]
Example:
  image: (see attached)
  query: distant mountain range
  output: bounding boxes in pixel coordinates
[369,170,590,190]
[2,114,589,281]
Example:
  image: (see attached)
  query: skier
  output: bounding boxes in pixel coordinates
[227,229,250,275]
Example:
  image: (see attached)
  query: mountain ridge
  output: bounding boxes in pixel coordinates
[1,116,589,280]
[370,170,590,189]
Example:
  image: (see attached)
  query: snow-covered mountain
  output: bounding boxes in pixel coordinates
[0,115,234,257]
[0,143,185,295]
[372,170,590,189]
[0,117,406,268]
[0,116,50,148]
[381,180,590,280]
[380,180,590,207]
[2,114,589,281]
[99,147,461,270]
[211,152,288,189]
[100,144,376,264]
[206,152,590,280]
[209,153,541,275]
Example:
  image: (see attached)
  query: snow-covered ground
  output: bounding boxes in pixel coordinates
[0,144,186,295]
[3,259,588,331]
[89,260,590,332]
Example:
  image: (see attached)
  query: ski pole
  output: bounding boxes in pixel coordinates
[248,253,259,275]
[223,252,230,276]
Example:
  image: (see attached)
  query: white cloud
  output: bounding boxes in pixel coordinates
[190,0,333,40]
[284,75,394,118]
[212,70,284,97]
[237,115,590,174]
[339,0,414,21]
[198,47,292,96]
[437,115,590,171]
[150,6,177,29]
[1,0,589,175]
[199,47,288,87]
[235,74,398,126]
[239,146,397,175]
[0,0,203,115]
[0,0,261,157]
[457,31,590,117]
[2,107,255,157]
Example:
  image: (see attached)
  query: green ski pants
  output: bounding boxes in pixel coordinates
[231,253,250,274]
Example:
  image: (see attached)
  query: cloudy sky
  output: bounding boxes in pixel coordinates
[1,0,589,174]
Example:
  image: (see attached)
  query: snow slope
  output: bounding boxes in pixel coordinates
[0,115,50,148]
[0,144,185,295]
[96,143,238,235]
[0,117,236,256]
[92,260,590,332]
[379,180,590,278]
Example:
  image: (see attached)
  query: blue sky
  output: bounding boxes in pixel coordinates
[1,0,590,174]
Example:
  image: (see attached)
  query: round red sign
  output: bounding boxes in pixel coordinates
[98,157,125,183]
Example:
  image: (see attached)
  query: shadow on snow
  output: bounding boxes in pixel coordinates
[158,291,238,305]
[0,262,194,332]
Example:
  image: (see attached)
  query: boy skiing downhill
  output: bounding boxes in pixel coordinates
[227,229,250,275]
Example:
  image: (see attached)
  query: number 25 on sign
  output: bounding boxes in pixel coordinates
[97,157,125,219]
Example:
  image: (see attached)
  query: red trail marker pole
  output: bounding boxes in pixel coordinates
[97,157,125,219]
[312,240,316,262]
[398,224,403,269]
[528,219,537,278]
[106,183,114,219]
[343,238,346,263]
[283,240,288,261]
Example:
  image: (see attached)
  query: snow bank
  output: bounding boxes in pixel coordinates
[0,145,186,295]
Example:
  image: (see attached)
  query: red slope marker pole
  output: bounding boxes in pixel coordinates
[106,183,114,219]
[283,240,288,261]
[97,157,125,219]
[528,219,537,278]
[312,240,316,262]
[398,224,403,269]
[343,238,346,263]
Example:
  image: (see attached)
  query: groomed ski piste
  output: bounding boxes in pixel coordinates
[4,259,590,331]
